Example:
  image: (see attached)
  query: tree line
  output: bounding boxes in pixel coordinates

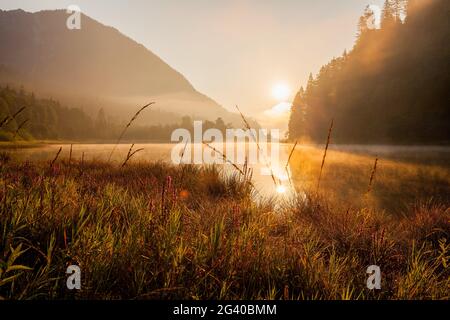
[0,86,230,142]
[288,0,449,144]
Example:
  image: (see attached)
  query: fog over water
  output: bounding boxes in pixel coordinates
[4,143,449,198]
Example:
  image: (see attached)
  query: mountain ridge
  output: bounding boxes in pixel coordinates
[0,8,249,126]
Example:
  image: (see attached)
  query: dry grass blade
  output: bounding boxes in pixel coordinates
[50,147,62,168]
[108,102,154,162]
[285,140,298,190]
[284,285,289,300]
[367,157,379,194]
[126,143,135,159]
[129,148,144,158]
[11,106,26,119]
[235,105,279,187]
[180,140,189,164]
[121,144,144,167]
[0,106,26,129]
[203,141,261,197]
[235,105,253,132]
[129,148,144,159]
[0,116,11,128]
[285,140,298,170]
[316,119,333,192]
[69,144,73,165]
[202,141,245,175]
[12,119,29,140]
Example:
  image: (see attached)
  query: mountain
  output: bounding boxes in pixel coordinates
[288,0,450,144]
[0,9,247,126]
[0,85,232,142]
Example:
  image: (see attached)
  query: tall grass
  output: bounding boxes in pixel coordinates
[121,144,144,167]
[367,157,379,194]
[235,105,278,187]
[0,157,447,300]
[49,147,62,168]
[68,144,73,166]
[0,106,27,132]
[285,140,298,190]
[317,119,333,192]
[108,102,154,162]
[12,119,29,140]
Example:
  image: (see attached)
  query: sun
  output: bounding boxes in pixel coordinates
[271,83,290,102]
[276,185,287,194]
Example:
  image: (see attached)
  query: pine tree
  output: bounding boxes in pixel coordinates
[357,15,368,37]
[392,0,406,22]
[288,87,306,139]
[95,107,107,138]
[306,73,315,92]
[95,108,107,128]
[357,5,376,38]
[381,0,396,29]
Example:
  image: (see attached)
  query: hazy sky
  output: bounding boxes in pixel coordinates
[0,0,384,127]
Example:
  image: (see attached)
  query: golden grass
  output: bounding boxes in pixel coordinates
[0,151,448,300]
[289,146,450,214]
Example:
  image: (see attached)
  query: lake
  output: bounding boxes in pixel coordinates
[3,143,449,200]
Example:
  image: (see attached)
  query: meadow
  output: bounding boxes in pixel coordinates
[0,144,448,300]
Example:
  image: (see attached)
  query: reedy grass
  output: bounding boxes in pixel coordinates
[108,102,154,162]
[69,144,73,166]
[0,116,10,128]
[0,106,27,130]
[12,119,29,140]
[49,147,62,168]
[121,144,144,167]
[235,105,279,187]
[317,119,333,192]
[0,157,448,300]
[367,157,379,194]
[289,146,450,214]
[202,142,258,198]
[285,140,298,191]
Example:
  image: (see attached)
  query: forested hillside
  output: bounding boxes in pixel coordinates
[0,9,245,127]
[0,86,95,140]
[288,0,449,144]
[0,86,230,142]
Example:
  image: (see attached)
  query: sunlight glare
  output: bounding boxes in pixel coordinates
[276,185,287,194]
[272,83,290,101]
